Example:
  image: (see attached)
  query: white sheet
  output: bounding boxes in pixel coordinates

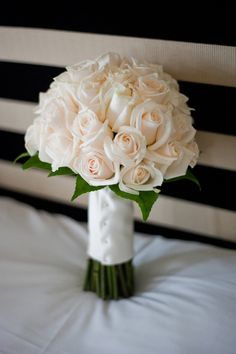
[0,197,236,354]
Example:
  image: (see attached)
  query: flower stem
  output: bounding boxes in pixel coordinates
[101,263,106,300]
[83,258,134,300]
[106,265,113,299]
[118,264,129,298]
[111,266,118,300]
[93,260,100,296]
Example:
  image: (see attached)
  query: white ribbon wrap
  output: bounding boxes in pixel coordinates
[88,188,134,265]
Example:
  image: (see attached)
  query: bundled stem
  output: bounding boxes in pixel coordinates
[84,258,134,300]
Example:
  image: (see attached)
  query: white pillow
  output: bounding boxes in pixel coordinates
[0,197,236,354]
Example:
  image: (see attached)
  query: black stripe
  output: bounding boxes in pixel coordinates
[0,62,62,103]
[0,187,235,250]
[0,129,236,211]
[1,61,236,136]
[0,5,235,46]
[161,165,236,211]
[179,82,236,136]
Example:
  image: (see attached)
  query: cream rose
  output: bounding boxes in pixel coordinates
[161,72,179,90]
[77,69,107,107]
[72,109,102,140]
[72,148,120,186]
[147,141,198,179]
[50,61,101,111]
[172,112,196,143]
[104,126,146,167]
[135,73,169,103]
[35,94,76,132]
[130,100,172,148]
[119,160,163,195]
[96,52,121,71]
[130,57,163,77]
[146,142,179,175]
[25,117,76,172]
[47,83,79,114]
[72,110,113,149]
[45,133,76,172]
[64,60,98,82]
[50,59,103,113]
[25,117,57,166]
[164,143,198,179]
[169,90,191,115]
[25,117,43,157]
[26,95,77,169]
[106,84,135,132]
[36,86,78,117]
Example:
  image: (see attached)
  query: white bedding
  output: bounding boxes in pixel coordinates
[0,197,236,354]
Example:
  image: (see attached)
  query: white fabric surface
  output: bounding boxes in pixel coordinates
[0,197,236,354]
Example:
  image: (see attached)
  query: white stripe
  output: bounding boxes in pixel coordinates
[0,160,235,241]
[1,98,235,172]
[195,131,236,171]
[0,26,235,87]
[0,99,35,132]
[0,159,88,208]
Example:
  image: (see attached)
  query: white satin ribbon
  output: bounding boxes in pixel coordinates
[88,188,134,265]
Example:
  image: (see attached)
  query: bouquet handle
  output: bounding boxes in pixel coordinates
[84,188,135,299]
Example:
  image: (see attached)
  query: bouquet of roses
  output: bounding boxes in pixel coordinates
[17,53,199,299]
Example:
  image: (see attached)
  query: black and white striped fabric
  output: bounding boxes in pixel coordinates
[0,11,235,247]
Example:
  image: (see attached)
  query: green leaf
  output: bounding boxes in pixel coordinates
[22,154,51,171]
[48,167,75,177]
[71,174,105,201]
[109,184,159,221]
[164,168,201,190]
[13,152,30,164]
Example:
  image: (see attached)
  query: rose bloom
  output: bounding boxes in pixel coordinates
[172,112,196,143]
[169,90,191,115]
[106,84,135,132]
[96,52,122,71]
[135,73,169,103]
[73,109,102,137]
[129,57,163,77]
[57,60,98,83]
[163,142,199,179]
[36,88,78,125]
[119,159,163,195]
[146,139,199,179]
[45,133,77,172]
[72,147,120,186]
[130,100,172,148]
[25,118,77,172]
[76,70,107,107]
[47,83,79,114]
[25,95,77,171]
[72,109,113,152]
[25,117,43,157]
[55,53,122,118]
[104,126,146,167]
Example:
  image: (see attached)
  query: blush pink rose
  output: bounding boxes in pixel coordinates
[72,147,120,186]
[104,126,146,167]
[119,159,163,195]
